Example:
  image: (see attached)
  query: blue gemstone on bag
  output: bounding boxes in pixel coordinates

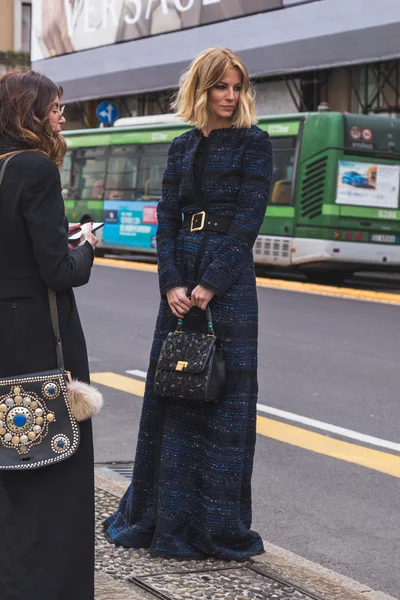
[57,439,65,448]
[48,386,56,395]
[13,414,27,427]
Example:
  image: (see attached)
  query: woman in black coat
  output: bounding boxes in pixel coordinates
[0,70,98,600]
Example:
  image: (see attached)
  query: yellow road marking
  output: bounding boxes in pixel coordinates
[95,257,157,272]
[94,257,400,306]
[256,277,400,305]
[256,416,400,479]
[92,372,400,478]
[91,372,145,396]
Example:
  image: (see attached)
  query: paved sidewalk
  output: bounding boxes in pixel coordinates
[94,469,398,600]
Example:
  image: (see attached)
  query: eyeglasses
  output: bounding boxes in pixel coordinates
[52,105,65,118]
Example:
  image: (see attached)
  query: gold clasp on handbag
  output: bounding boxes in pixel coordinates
[190,211,206,232]
[176,361,188,371]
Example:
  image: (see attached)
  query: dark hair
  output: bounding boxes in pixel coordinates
[0,69,67,165]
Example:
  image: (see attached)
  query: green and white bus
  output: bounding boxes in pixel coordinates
[62,112,400,280]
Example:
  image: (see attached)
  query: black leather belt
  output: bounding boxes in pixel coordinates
[181,211,232,233]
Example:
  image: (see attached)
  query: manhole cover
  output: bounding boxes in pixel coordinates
[129,564,319,600]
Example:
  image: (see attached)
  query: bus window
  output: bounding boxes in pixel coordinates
[137,144,169,200]
[105,146,139,200]
[75,147,107,200]
[61,150,73,199]
[269,137,296,205]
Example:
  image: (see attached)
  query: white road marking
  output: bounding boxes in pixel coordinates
[126,369,147,379]
[256,404,400,453]
[124,369,400,453]
[88,355,101,362]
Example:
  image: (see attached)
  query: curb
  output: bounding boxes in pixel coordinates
[252,545,397,600]
[95,468,398,600]
[93,257,400,307]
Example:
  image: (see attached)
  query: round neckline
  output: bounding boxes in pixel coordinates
[196,126,252,138]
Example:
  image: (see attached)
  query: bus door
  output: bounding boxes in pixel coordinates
[265,136,298,237]
[73,147,108,222]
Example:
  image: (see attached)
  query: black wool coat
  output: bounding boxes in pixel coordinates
[0,137,96,600]
[0,139,94,379]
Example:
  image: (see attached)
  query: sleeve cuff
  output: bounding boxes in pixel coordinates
[199,280,221,294]
[159,278,185,297]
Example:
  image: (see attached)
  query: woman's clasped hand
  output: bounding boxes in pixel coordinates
[166,285,215,317]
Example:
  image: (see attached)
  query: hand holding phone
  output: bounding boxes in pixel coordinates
[68,222,104,241]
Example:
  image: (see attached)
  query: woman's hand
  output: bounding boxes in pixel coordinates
[68,222,81,250]
[79,222,99,249]
[191,285,215,310]
[166,287,192,318]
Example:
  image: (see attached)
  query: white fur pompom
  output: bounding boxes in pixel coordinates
[67,379,103,422]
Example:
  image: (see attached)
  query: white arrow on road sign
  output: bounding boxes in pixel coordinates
[99,103,115,124]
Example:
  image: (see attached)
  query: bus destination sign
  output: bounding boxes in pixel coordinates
[344,114,400,153]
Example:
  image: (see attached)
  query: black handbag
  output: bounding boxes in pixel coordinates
[154,307,226,402]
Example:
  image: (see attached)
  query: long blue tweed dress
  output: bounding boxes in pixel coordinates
[105,125,272,560]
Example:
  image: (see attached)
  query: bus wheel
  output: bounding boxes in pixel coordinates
[80,214,92,224]
[306,272,353,286]
[95,247,106,258]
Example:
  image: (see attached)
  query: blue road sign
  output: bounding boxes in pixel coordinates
[96,101,119,125]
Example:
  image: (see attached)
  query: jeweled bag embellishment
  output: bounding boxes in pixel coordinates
[43,381,59,398]
[52,434,71,453]
[0,381,63,456]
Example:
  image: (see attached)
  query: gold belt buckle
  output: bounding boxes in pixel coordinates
[176,361,188,371]
[190,211,206,232]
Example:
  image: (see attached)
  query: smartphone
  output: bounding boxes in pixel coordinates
[68,222,104,241]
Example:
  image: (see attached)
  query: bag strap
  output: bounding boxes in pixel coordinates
[0,152,65,371]
[48,290,64,370]
[176,306,215,337]
[0,151,25,185]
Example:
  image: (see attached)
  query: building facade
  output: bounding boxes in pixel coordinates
[30,0,400,128]
[0,0,31,73]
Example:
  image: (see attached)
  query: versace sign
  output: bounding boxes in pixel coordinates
[32,0,282,60]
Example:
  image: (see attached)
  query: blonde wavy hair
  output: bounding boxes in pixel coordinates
[172,48,256,130]
[0,69,67,166]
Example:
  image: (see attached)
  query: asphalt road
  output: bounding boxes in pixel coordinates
[75,264,400,598]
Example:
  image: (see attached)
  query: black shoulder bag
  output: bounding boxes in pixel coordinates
[0,292,81,470]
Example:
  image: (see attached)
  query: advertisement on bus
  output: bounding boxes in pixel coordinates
[103,200,158,250]
[336,160,400,209]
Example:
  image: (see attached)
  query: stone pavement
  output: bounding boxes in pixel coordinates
[94,469,398,600]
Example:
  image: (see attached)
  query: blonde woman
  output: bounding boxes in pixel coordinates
[105,48,272,560]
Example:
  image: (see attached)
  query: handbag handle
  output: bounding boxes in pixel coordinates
[176,306,215,337]
[0,154,65,372]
